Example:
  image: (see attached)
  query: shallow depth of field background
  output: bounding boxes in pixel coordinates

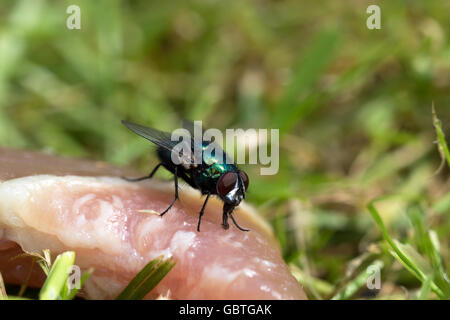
[0,0,449,299]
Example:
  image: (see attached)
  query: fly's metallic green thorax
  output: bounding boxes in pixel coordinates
[203,163,234,179]
[201,142,238,180]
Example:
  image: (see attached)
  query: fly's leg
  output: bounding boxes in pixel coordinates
[197,192,211,232]
[160,166,178,216]
[229,212,250,232]
[222,211,229,230]
[122,163,162,182]
[222,203,232,230]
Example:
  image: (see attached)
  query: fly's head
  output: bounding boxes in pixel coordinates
[216,171,249,207]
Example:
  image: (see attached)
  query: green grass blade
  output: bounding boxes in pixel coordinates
[39,251,75,300]
[432,104,450,169]
[131,259,176,300]
[11,249,52,276]
[368,201,421,277]
[367,200,444,299]
[18,259,35,297]
[428,231,450,298]
[36,249,52,276]
[391,240,431,278]
[116,257,161,299]
[419,278,432,300]
[289,264,333,297]
[407,206,450,297]
[116,255,176,300]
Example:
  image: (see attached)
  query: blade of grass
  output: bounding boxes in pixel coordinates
[407,206,438,269]
[368,199,445,299]
[419,278,432,300]
[116,255,175,300]
[428,230,450,298]
[432,104,450,169]
[289,263,333,297]
[407,205,450,297]
[41,249,52,275]
[12,249,52,276]
[39,251,75,300]
[390,240,431,278]
[131,258,176,300]
[18,258,35,297]
[116,256,162,299]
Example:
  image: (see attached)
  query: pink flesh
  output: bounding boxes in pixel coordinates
[0,148,306,299]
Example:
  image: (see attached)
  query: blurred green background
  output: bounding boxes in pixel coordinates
[0,0,449,299]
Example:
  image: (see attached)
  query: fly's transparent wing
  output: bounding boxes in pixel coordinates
[122,120,200,166]
[123,120,236,166]
[122,120,181,152]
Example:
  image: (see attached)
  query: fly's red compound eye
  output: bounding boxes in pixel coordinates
[239,171,249,190]
[217,172,238,196]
